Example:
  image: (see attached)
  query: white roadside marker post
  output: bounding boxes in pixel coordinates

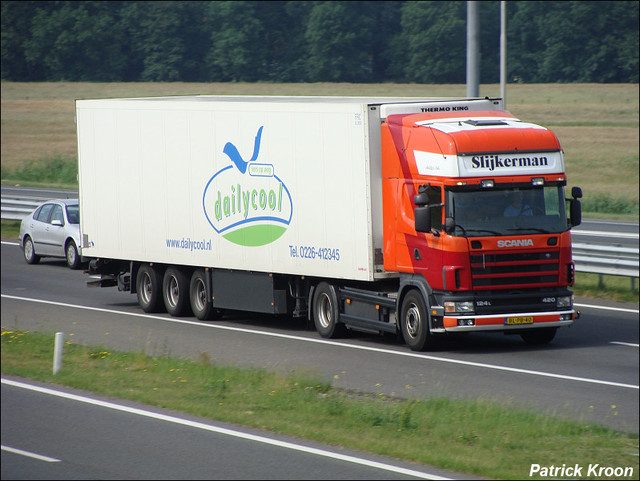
[53,332,64,375]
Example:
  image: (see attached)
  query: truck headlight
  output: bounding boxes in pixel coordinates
[557,296,572,308]
[444,301,475,314]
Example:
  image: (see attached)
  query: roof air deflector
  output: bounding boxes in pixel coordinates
[463,119,508,126]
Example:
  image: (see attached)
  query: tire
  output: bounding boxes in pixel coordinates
[400,289,432,351]
[136,264,164,313]
[65,240,81,269]
[312,282,347,338]
[520,327,557,345]
[189,269,222,320]
[23,236,40,264]
[163,267,192,317]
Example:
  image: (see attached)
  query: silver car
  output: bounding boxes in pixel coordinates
[19,198,83,269]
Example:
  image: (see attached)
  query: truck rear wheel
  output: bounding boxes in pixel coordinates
[163,267,192,317]
[400,289,432,351]
[312,282,346,338]
[520,327,557,345]
[190,269,221,320]
[137,264,164,313]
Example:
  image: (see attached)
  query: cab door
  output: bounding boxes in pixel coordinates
[395,181,444,287]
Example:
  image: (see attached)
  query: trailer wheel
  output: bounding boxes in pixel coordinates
[163,267,192,317]
[136,264,164,313]
[312,282,346,338]
[190,269,222,320]
[520,327,557,345]
[400,289,431,351]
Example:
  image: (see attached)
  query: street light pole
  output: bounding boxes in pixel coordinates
[500,1,507,107]
[466,1,480,98]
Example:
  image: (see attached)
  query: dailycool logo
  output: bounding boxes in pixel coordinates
[203,126,293,246]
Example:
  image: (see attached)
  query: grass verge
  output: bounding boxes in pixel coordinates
[1,155,78,189]
[2,328,638,480]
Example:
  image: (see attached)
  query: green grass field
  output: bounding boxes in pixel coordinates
[1,82,638,218]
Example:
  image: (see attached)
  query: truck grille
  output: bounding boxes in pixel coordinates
[470,250,559,289]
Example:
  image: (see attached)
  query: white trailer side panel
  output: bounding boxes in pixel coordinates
[77,97,384,281]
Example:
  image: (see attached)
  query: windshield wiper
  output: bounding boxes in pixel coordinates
[507,227,551,234]
[465,228,503,236]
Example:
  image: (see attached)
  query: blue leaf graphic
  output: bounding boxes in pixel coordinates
[223,126,264,174]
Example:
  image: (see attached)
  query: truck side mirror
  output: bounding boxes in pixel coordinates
[569,199,582,227]
[415,203,444,234]
[414,184,429,207]
[415,206,431,233]
[571,186,583,199]
[568,186,582,227]
[444,217,455,234]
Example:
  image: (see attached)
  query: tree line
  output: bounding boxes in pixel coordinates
[2,1,638,83]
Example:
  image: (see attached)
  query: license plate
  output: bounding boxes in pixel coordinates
[505,316,534,325]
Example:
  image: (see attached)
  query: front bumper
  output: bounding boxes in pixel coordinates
[431,309,577,333]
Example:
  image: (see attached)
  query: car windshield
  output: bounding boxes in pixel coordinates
[66,205,80,224]
[445,185,568,237]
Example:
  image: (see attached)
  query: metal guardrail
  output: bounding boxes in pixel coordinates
[572,243,639,278]
[2,194,638,287]
[572,242,639,291]
[1,196,46,220]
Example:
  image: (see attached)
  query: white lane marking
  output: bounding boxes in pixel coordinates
[1,378,450,480]
[2,294,638,390]
[610,342,639,348]
[572,230,638,239]
[1,444,61,463]
[575,303,639,314]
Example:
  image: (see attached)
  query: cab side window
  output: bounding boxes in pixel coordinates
[426,186,442,230]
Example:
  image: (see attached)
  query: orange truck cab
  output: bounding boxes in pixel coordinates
[380,99,582,349]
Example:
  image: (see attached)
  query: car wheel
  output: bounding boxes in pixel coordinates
[23,236,40,264]
[65,240,81,269]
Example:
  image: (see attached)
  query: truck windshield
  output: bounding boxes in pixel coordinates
[445,185,568,237]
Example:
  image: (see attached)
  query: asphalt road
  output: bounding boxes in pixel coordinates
[3,378,466,480]
[1,238,638,427]
[1,238,638,478]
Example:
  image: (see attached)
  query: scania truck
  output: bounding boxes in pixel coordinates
[77,96,582,350]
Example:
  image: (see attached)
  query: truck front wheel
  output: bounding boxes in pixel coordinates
[400,289,432,351]
[163,267,192,317]
[520,327,557,345]
[312,282,346,338]
[136,264,164,313]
